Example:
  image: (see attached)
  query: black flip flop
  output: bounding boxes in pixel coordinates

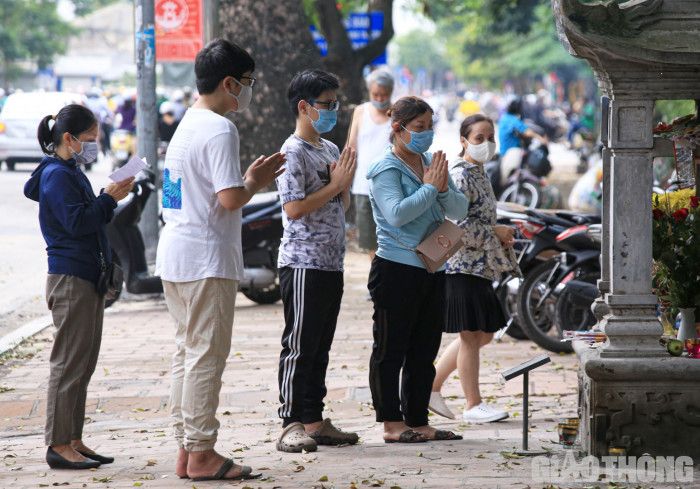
[384,429,428,444]
[431,430,463,441]
[190,458,262,482]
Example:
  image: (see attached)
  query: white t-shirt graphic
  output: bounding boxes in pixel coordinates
[155,108,245,282]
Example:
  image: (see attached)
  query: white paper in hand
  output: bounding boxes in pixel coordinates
[109,156,147,182]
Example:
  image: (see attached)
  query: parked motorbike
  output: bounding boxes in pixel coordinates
[517,222,601,353]
[106,173,284,307]
[494,206,600,341]
[239,191,283,304]
[105,171,162,308]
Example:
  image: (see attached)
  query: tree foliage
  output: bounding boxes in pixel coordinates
[394,29,449,74]
[420,0,591,89]
[0,0,72,83]
[71,0,120,17]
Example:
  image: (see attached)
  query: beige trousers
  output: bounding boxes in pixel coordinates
[163,278,238,452]
[45,274,104,446]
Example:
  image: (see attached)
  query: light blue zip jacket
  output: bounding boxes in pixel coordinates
[367,148,469,270]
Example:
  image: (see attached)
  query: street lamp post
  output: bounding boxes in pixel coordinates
[134,0,159,261]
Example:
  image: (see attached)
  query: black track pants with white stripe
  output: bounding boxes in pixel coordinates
[278,267,343,426]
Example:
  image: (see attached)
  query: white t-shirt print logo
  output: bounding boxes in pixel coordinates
[163,167,183,209]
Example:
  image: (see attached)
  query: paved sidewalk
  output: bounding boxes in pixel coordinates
[1,252,587,488]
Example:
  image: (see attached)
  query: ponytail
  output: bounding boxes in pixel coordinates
[37,115,57,154]
[37,104,97,156]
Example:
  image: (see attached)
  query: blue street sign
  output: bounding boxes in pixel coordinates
[310,11,387,65]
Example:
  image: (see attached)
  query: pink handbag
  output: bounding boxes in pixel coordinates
[415,220,466,273]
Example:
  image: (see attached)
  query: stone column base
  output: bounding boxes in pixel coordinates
[577,347,700,458]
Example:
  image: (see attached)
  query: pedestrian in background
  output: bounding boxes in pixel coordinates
[155,39,285,482]
[275,69,359,453]
[24,104,134,470]
[366,96,467,444]
[347,70,393,263]
[429,114,518,423]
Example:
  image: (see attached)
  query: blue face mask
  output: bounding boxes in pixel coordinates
[308,105,337,134]
[402,126,434,154]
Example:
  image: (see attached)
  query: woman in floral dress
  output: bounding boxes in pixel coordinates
[428,114,520,423]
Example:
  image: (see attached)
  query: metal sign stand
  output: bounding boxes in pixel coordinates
[501,353,552,456]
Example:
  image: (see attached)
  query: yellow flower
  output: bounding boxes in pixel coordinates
[652,188,696,213]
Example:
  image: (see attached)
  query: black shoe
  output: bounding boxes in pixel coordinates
[77,450,114,464]
[46,447,101,470]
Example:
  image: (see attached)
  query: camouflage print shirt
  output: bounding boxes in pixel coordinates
[446,159,519,281]
[276,134,345,271]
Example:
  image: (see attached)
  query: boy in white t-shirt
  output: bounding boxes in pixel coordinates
[155,39,285,482]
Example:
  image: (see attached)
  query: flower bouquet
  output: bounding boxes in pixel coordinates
[652,189,700,343]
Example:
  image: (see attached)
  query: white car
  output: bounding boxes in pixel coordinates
[0,91,86,171]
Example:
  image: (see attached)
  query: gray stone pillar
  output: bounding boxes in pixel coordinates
[593,98,611,321]
[600,98,663,357]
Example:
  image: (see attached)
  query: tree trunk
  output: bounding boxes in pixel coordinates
[218,0,394,165]
[218,0,323,170]
[315,0,394,146]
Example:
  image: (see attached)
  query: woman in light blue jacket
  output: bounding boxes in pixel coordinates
[366,96,468,443]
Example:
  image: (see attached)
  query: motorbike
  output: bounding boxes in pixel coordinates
[517,221,601,353]
[492,131,553,209]
[494,206,600,342]
[239,191,283,304]
[106,172,284,307]
[105,171,163,308]
[110,129,136,170]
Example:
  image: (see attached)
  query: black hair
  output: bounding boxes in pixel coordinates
[458,114,494,157]
[287,69,340,116]
[37,104,97,155]
[507,97,523,115]
[388,96,433,142]
[195,38,255,95]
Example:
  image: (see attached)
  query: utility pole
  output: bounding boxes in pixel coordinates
[135,0,159,262]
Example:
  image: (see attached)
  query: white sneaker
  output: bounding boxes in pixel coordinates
[428,391,456,419]
[462,403,509,423]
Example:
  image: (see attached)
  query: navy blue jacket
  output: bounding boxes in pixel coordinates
[24,156,117,285]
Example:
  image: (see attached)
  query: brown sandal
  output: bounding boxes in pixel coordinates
[431,429,463,441]
[384,429,428,444]
[190,458,261,482]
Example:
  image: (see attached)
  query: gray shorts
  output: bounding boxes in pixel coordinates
[354,194,377,251]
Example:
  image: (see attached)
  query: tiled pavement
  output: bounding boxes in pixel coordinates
[0,252,607,489]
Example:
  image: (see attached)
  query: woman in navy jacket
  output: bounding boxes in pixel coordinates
[24,104,133,470]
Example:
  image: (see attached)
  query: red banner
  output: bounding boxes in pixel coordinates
[155,0,203,62]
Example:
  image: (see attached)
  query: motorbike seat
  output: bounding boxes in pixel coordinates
[242,191,281,217]
[242,200,280,217]
[525,209,575,227]
[555,211,601,225]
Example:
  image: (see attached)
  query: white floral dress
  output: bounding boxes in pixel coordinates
[445,159,520,282]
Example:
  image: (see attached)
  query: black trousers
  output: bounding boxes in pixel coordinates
[368,256,445,427]
[278,267,343,426]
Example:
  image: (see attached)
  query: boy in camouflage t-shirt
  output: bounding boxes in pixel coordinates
[275,70,359,453]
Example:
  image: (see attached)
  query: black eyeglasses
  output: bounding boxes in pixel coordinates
[310,99,340,111]
[239,76,256,87]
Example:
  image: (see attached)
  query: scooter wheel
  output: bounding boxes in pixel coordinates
[242,285,281,305]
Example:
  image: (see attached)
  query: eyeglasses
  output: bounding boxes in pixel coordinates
[239,76,256,87]
[309,99,340,111]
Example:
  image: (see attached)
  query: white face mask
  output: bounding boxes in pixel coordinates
[228,77,253,112]
[465,140,496,163]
